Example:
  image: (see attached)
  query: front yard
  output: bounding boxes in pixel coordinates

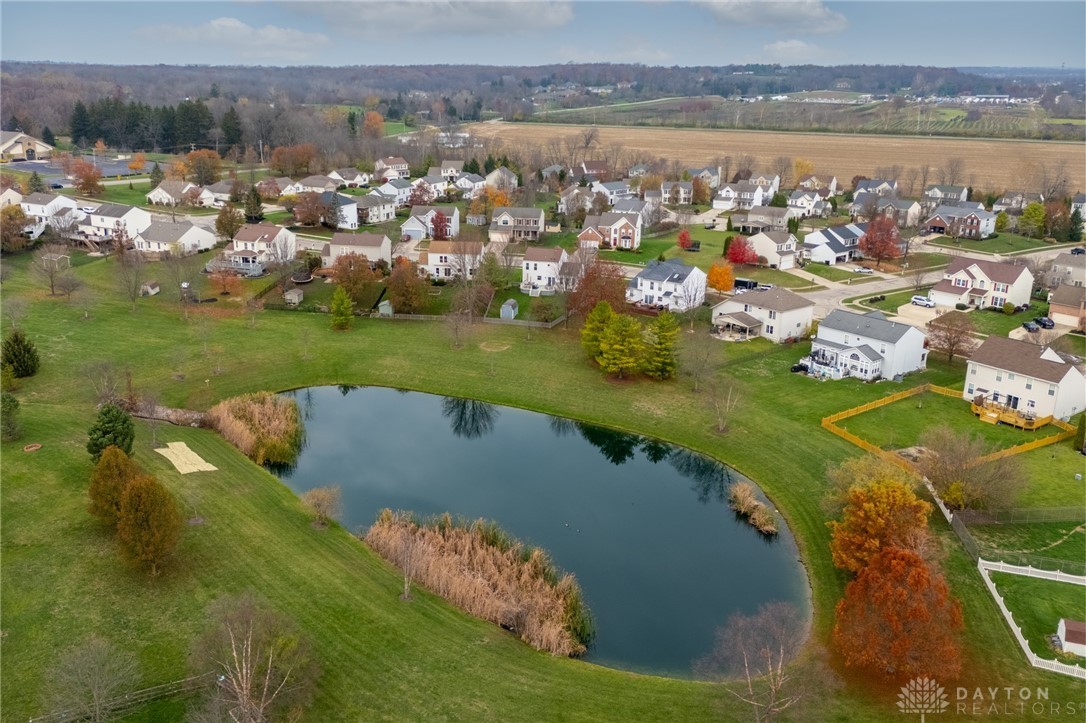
[800,263,871,283]
[929,232,1054,255]
[939,303,1050,337]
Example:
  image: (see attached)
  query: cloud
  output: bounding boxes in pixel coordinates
[138,18,331,63]
[287,1,575,36]
[760,39,830,64]
[702,0,847,34]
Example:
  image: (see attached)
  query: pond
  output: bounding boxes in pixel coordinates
[276,386,809,677]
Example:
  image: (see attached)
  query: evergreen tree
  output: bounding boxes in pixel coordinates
[88,445,139,527]
[346,110,358,137]
[1,391,20,441]
[581,301,614,360]
[41,126,56,146]
[86,403,135,461]
[244,186,264,223]
[117,475,182,576]
[1075,414,1086,453]
[1,330,40,378]
[0,363,17,392]
[643,312,680,380]
[221,106,242,147]
[1070,210,1083,243]
[483,154,497,174]
[70,101,93,147]
[597,314,644,379]
[330,286,354,330]
[149,161,165,188]
[464,158,480,175]
[3,115,21,132]
[27,171,45,193]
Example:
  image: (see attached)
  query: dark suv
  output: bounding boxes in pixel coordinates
[1034,316,1055,329]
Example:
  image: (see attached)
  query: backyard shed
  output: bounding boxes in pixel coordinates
[500,298,519,319]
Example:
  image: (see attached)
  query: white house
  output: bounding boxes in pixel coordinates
[401,205,460,241]
[802,222,868,266]
[321,232,392,268]
[797,174,837,195]
[714,182,767,211]
[453,173,486,199]
[489,207,545,243]
[928,256,1033,309]
[146,180,213,207]
[207,223,297,276]
[318,192,359,231]
[204,180,247,207]
[747,231,798,270]
[357,194,397,224]
[734,207,789,235]
[993,191,1044,214]
[747,172,780,196]
[964,336,1085,421]
[485,166,518,191]
[922,204,996,239]
[660,181,693,206]
[557,186,594,215]
[577,212,642,250]
[79,203,153,240]
[0,187,22,209]
[418,240,482,280]
[284,175,338,196]
[371,179,413,207]
[20,191,77,223]
[854,179,897,196]
[375,156,410,180]
[134,221,216,255]
[711,287,814,343]
[626,258,706,312]
[808,309,927,381]
[413,174,449,198]
[590,180,635,205]
[922,184,968,213]
[521,246,568,295]
[328,168,371,187]
[687,166,722,189]
[787,190,829,219]
[439,160,465,181]
[1057,620,1086,658]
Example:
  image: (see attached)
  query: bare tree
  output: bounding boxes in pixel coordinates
[926,312,978,363]
[694,602,806,723]
[940,158,965,186]
[301,485,342,527]
[773,156,792,189]
[82,360,121,405]
[903,167,920,197]
[161,245,202,317]
[918,164,931,194]
[910,267,929,291]
[4,297,26,330]
[444,309,472,349]
[115,247,146,311]
[55,272,84,301]
[32,242,70,295]
[139,390,162,447]
[917,426,1026,510]
[42,636,139,723]
[680,330,719,392]
[708,380,742,433]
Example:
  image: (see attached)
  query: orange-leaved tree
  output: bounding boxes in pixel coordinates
[127,152,147,174]
[707,259,735,294]
[828,480,931,574]
[363,111,385,139]
[117,475,183,576]
[333,252,380,305]
[833,547,963,680]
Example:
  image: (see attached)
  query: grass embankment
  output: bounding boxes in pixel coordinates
[990,573,1086,665]
[2,250,1083,720]
[206,392,303,465]
[365,510,595,657]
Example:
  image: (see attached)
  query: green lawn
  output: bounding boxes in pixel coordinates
[930,232,1051,255]
[383,120,411,136]
[901,252,953,270]
[1053,332,1086,358]
[838,391,1064,451]
[970,522,1086,566]
[801,263,869,283]
[990,573,1086,664]
[62,181,154,207]
[1,250,1083,720]
[737,266,822,290]
[598,235,677,264]
[852,285,930,313]
[1016,441,1086,508]
[940,303,1050,337]
[485,287,548,319]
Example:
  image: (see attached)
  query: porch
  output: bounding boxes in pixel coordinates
[970,394,1053,431]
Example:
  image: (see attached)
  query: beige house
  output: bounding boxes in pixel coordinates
[418,240,483,280]
[0,131,53,161]
[489,207,545,243]
[321,232,392,268]
[1048,284,1085,330]
[711,287,814,343]
[964,336,1085,421]
[1049,252,1085,288]
[747,231,798,270]
[375,157,410,180]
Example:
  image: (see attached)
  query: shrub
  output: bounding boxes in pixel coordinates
[1002,302,1015,316]
[208,392,303,465]
[86,404,135,461]
[301,485,341,527]
[1,363,17,392]
[728,481,778,536]
[1,329,40,378]
[117,475,182,576]
[1,391,20,441]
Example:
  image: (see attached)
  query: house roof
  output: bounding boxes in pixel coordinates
[820,309,917,344]
[378,156,408,166]
[428,240,482,255]
[409,205,456,217]
[301,175,335,187]
[1050,284,1086,307]
[596,180,629,192]
[612,198,646,214]
[493,206,543,220]
[384,178,413,190]
[717,310,762,328]
[750,207,789,220]
[357,194,392,208]
[878,197,919,211]
[92,203,135,218]
[636,258,700,284]
[925,184,967,195]
[319,191,355,206]
[1062,619,1086,646]
[235,224,285,243]
[501,298,518,308]
[969,336,1078,384]
[456,173,485,183]
[524,246,564,263]
[139,221,197,243]
[333,168,363,179]
[581,160,608,174]
[441,160,464,171]
[150,180,191,200]
[733,286,814,312]
[206,180,240,194]
[331,232,388,247]
[1051,252,1086,270]
[926,204,995,223]
[930,279,960,295]
[754,230,795,244]
[944,256,1029,285]
[22,192,63,205]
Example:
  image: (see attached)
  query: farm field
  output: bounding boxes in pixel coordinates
[466,122,1086,193]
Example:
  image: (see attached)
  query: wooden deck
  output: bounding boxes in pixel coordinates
[970,401,1052,431]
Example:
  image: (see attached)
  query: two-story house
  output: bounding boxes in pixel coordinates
[626,258,707,312]
[20,191,77,225]
[734,206,789,235]
[577,211,642,250]
[418,240,483,280]
[558,186,595,216]
[921,184,969,214]
[808,310,927,381]
[318,192,359,230]
[747,231,798,270]
[79,203,153,240]
[401,205,461,241]
[328,168,371,188]
[612,197,652,226]
[661,181,694,206]
[854,178,897,196]
[964,336,1085,421]
[453,173,486,199]
[485,166,518,191]
[713,181,767,211]
[922,204,996,239]
[590,180,635,205]
[797,174,838,195]
[356,194,397,224]
[208,224,297,276]
[787,190,830,219]
[412,174,449,198]
[134,221,216,256]
[521,246,568,295]
[284,175,338,196]
[927,256,1033,309]
[876,198,922,228]
[686,166,722,188]
[993,191,1043,214]
[321,232,392,268]
[711,287,814,343]
[371,179,414,207]
[575,160,610,181]
[1049,252,1085,288]
[146,180,213,207]
[1048,284,1085,330]
[488,207,545,243]
[375,156,410,180]
[747,172,780,196]
[802,222,868,266]
[439,160,465,181]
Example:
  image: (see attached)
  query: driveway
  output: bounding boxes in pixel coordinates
[892,303,938,326]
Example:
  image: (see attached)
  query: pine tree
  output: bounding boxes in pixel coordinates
[1075,414,1086,453]
[86,404,135,461]
[1,391,20,441]
[644,312,680,380]
[41,126,56,146]
[27,171,46,193]
[1070,210,1083,243]
[149,161,165,188]
[597,314,644,379]
[1,330,40,378]
[581,301,614,360]
[70,101,93,146]
[346,110,357,137]
[330,286,354,330]
[221,106,242,147]
[117,475,182,576]
[244,186,264,223]
[88,445,139,527]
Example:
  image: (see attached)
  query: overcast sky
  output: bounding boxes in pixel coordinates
[2,1,1083,69]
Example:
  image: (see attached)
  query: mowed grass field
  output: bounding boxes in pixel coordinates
[466,122,1086,193]
[2,251,1084,720]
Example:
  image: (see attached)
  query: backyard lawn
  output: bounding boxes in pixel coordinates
[970,522,1086,567]
[990,573,1086,664]
[1016,442,1086,508]
[929,232,1052,255]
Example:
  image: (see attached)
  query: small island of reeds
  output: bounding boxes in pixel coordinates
[208,392,304,466]
[365,510,595,657]
[728,481,779,536]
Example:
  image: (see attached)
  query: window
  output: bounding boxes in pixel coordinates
[768,310,777,320]
[1025,380,1032,390]
[1008,373,1015,381]
[967,383,974,395]
[1048,384,1056,396]
[766,325,774,335]
[996,372,1003,382]
[970,366,976,375]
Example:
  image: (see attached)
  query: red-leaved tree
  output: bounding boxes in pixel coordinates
[566,259,628,323]
[726,235,758,265]
[432,211,450,241]
[677,229,692,250]
[833,547,963,680]
[859,215,902,269]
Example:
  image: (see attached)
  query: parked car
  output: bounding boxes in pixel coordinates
[758,284,775,291]
[49,182,64,189]
[79,206,97,213]
[1071,247,1085,255]
[704,222,716,230]
[1022,321,1040,333]
[790,362,809,373]
[853,267,874,274]
[1034,316,1055,329]
[911,295,936,308]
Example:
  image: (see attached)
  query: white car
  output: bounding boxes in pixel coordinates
[853,267,874,274]
[79,206,98,214]
[911,295,936,308]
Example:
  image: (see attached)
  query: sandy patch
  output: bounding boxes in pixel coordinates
[155,442,218,474]
[480,342,511,352]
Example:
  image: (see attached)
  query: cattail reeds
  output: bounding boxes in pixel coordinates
[728,481,778,536]
[208,392,303,465]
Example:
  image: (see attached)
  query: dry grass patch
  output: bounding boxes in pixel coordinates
[207,392,303,466]
[479,341,511,352]
[728,481,779,536]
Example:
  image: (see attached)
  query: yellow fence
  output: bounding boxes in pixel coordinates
[820,383,1073,469]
